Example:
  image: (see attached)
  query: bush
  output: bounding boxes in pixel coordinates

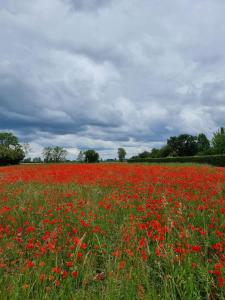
[84,150,99,163]
[0,132,25,166]
[128,155,225,167]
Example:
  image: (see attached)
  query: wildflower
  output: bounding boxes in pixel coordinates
[118,261,126,270]
[77,252,83,259]
[139,237,146,248]
[52,267,61,274]
[26,226,36,233]
[112,250,121,257]
[27,260,35,268]
[125,249,134,257]
[22,284,29,289]
[218,277,225,288]
[39,261,46,267]
[66,261,73,267]
[94,272,105,281]
[54,279,60,287]
[191,245,202,252]
[62,270,68,279]
[71,271,78,278]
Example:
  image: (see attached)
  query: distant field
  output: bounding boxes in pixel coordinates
[0,164,225,299]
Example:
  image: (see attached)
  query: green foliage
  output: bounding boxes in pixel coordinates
[158,145,172,157]
[150,148,161,158]
[167,134,198,156]
[117,148,126,162]
[132,146,171,160]
[23,157,32,163]
[212,127,225,154]
[137,151,151,159]
[42,146,67,163]
[84,150,99,163]
[129,128,225,161]
[197,133,210,153]
[77,150,85,162]
[0,132,25,165]
[128,154,225,166]
[0,132,18,147]
[33,157,42,163]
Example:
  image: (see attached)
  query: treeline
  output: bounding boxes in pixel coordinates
[130,128,225,160]
[0,132,128,165]
[2,128,225,166]
[25,148,126,163]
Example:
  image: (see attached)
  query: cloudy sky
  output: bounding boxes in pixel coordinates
[1,0,225,159]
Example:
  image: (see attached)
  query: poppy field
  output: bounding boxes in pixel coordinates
[0,164,225,299]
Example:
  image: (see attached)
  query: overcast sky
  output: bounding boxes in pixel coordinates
[1,0,225,159]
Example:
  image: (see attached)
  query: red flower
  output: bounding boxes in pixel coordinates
[66,261,73,267]
[62,270,68,279]
[71,271,78,278]
[26,226,36,233]
[118,261,126,270]
[27,260,35,268]
[191,245,202,252]
[52,267,61,274]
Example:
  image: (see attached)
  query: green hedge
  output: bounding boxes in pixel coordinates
[128,155,225,167]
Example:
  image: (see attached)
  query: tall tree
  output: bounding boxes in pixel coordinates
[42,147,53,163]
[42,146,67,162]
[33,157,42,163]
[197,133,210,153]
[0,132,19,148]
[22,142,32,158]
[84,150,99,163]
[52,146,67,162]
[167,134,198,156]
[77,150,85,162]
[212,127,225,154]
[118,148,126,162]
[138,151,151,159]
[158,145,172,157]
[0,132,25,165]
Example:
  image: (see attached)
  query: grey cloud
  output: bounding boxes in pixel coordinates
[1,0,225,158]
[65,0,112,11]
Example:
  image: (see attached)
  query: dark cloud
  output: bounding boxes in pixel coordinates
[65,0,112,11]
[1,0,225,159]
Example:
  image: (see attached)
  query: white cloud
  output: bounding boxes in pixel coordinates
[1,0,225,158]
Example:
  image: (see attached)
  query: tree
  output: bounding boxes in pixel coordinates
[77,150,85,162]
[167,134,198,156]
[0,132,25,165]
[212,127,225,154]
[84,150,99,163]
[52,146,67,162]
[33,157,42,163]
[149,148,161,158]
[197,133,210,154]
[42,147,53,163]
[42,146,67,163]
[22,142,32,158]
[23,157,32,163]
[158,145,172,157]
[138,151,151,159]
[118,148,126,162]
[0,132,18,148]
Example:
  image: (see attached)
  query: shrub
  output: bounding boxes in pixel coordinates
[84,150,99,163]
[128,155,225,167]
[0,132,25,165]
